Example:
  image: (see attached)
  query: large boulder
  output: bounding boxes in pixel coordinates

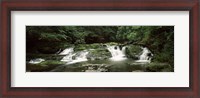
[125,45,143,60]
[87,48,112,60]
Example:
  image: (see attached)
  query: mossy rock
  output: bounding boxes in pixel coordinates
[125,45,142,59]
[74,44,87,51]
[87,49,112,60]
[74,44,104,52]
[88,43,103,49]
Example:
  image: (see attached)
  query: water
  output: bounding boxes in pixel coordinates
[67,50,89,64]
[136,47,152,63]
[51,45,153,72]
[29,58,45,64]
[51,59,138,72]
[60,48,89,64]
[59,45,152,64]
[60,52,75,62]
[106,45,127,61]
[59,47,73,55]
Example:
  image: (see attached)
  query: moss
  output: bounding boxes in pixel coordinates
[74,43,107,52]
[87,48,112,60]
[88,43,102,49]
[74,43,104,52]
[125,45,142,59]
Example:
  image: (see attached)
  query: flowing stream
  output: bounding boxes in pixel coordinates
[59,47,74,55]
[136,47,152,63]
[28,44,153,72]
[58,45,152,64]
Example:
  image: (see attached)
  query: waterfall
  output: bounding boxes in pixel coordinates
[67,50,89,64]
[136,47,153,63]
[60,45,153,65]
[60,52,75,62]
[107,45,127,61]
[60,48,89,64]
[59,47,74,55]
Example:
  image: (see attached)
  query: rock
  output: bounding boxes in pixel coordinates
[97,67,108,72]
[125,45,143,60]
[83,64,110,72]
[85,70,98,72]
[87,48,112,60]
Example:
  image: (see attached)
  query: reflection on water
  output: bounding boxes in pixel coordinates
[51,59,145,72]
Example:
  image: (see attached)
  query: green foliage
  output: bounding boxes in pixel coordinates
[40,33,66,41]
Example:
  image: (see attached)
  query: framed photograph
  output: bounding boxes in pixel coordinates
[1,0,199,97]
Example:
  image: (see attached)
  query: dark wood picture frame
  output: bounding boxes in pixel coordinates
[0,0,199,97]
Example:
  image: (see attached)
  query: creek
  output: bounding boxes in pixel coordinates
[48,44,153,72]
[28,43,155,72]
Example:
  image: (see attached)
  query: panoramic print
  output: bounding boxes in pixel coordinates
[26,26,174,72]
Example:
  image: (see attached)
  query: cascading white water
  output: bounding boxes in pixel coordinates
[29,58,45,64]
[67,50,89,64]
[107,45,127,61]
[60,45,152,65]
[59,47,74,55]
[60,48,89,64]
[60,52,75,62]
[136,47,152,63]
